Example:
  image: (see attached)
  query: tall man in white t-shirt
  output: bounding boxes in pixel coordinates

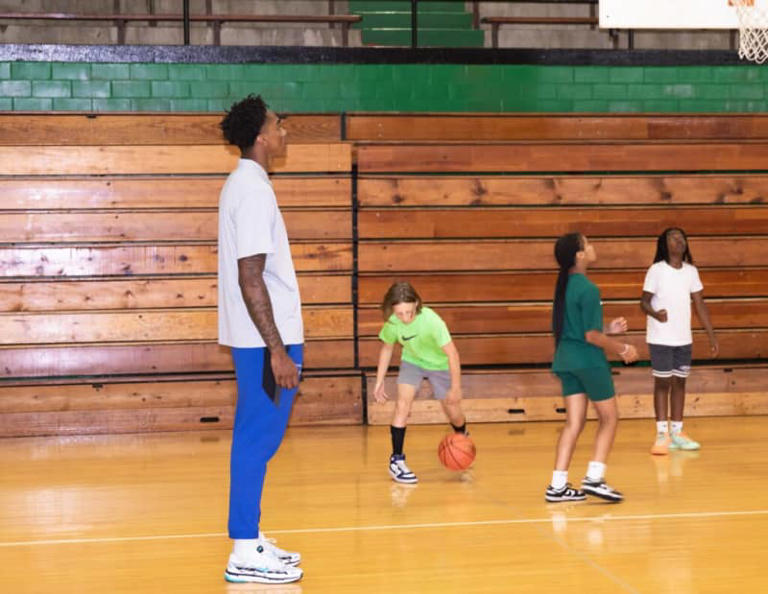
[218,95,304,584]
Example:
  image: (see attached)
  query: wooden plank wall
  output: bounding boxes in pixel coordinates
[349,113,768,425]
[0,113,361,436]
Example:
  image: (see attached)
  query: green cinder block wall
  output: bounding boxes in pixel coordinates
[1,62,766,112]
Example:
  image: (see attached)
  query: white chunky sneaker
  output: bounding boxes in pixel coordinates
[259,532,301,566]
[224,545,303,584]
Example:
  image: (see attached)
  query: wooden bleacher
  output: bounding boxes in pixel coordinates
[0,112,766,436]
[0,113,359,437]
[348,113,768,425]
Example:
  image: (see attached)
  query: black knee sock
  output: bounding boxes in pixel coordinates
[390,425,406,456]
[451,422,467,434]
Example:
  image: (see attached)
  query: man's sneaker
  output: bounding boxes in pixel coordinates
[581,478,624,503]
[259,532,301,566]
[650,432,671,455]
[545,483,586,503]
[389,454,418,484]
[224,546,303,584]
[670,431,700,451]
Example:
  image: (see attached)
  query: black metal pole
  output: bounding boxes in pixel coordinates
[411,0,417,48]
[183,0,190,45]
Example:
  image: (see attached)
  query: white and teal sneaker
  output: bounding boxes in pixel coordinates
[224,545,303,584]
[259,532,301,566]
[389,454,418,484]
[670,431,701,451]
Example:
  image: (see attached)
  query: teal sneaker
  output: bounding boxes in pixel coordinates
[670,431,700,451]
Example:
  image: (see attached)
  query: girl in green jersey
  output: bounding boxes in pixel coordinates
[547,233,639,503]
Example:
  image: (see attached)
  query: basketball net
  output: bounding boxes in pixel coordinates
[731,0,768,63]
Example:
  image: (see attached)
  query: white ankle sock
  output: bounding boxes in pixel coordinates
[233,538,262,560]
[671,421,683,434]
[656,421,668,434]
[586,461,606,482]
[551,470,568,490]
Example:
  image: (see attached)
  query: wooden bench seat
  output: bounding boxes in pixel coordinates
[0,274,351,312]
[358,206,768,238]
[358,174,768,207]
[0,370,363,436]
[346,114,768,142]
[0,143,351,175]
[0,340,356,378]
[0,114,342,145]
[0,209,351,242]
[357,143,768,173]
[358,238,768,272]
[0,306,353,344]
[1,176,351,210]
[366,364,768,424]
[0,242,353,276]
[357,299,768,337]
[358,269,768,302]
[358,330,767,367]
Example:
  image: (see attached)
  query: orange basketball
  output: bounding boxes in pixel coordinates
[438,433,476,471]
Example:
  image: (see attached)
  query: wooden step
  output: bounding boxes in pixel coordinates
[365,365,768,424]
[358,174,768,207]
[358,143,768,173]
[0,143,351,175]
[0,242,353,277]
[358,329,767,367]
[0,273,350,312]
[1,176,351,209]
[0,114,342,145]
[358,238,768,273]
[357,269,768,303]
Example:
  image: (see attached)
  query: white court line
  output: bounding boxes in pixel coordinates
[1,508,767,548]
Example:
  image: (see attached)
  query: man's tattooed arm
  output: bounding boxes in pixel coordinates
[237,254,284,352]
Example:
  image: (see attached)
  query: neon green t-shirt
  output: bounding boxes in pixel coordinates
[552,273,609,371]
[378,305,452,371]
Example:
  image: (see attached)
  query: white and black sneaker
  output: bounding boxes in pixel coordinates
[389,454,418,484]
[545,483,587,503]
[259,532,301,566]
[581,478,624,503]
[224,545,303,584]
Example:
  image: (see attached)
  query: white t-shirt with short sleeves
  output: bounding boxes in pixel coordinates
[643,260,703,346]
[218,159,303,348]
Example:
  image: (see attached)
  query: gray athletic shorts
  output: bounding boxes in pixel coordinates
[397,360,452,399]
[649,343,692,379]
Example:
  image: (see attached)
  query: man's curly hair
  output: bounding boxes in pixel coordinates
[220,94,268,151]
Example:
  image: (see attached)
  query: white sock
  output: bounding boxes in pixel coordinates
[656,421,669,434]
[671,421,683,434]
[551,470,568,490]
[586,461,606,482]
[233,538,262,560]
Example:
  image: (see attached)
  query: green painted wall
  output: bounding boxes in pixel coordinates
[1,61,766,112]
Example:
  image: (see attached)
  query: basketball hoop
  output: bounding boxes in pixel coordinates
[731,0,768,63]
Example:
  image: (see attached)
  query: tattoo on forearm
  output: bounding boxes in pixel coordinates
[238,254,284,352]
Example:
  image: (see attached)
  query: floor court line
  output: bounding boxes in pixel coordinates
[2,508,766,548]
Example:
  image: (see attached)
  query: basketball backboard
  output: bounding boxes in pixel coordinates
[599,0,741,29]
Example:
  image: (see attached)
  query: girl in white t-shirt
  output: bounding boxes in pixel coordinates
[641,228,718,455]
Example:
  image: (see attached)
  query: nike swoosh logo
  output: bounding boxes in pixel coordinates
[402,335,417,341]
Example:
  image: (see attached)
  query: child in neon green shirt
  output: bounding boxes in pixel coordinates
[373,281,467,484]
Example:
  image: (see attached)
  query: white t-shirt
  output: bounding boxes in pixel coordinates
[643,261,703,346]
[217,159,303,348]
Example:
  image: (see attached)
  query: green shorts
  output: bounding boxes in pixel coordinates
[555,367,615,402]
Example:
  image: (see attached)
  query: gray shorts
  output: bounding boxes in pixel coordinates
[649,343,693,379]
[397,360,452,399]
